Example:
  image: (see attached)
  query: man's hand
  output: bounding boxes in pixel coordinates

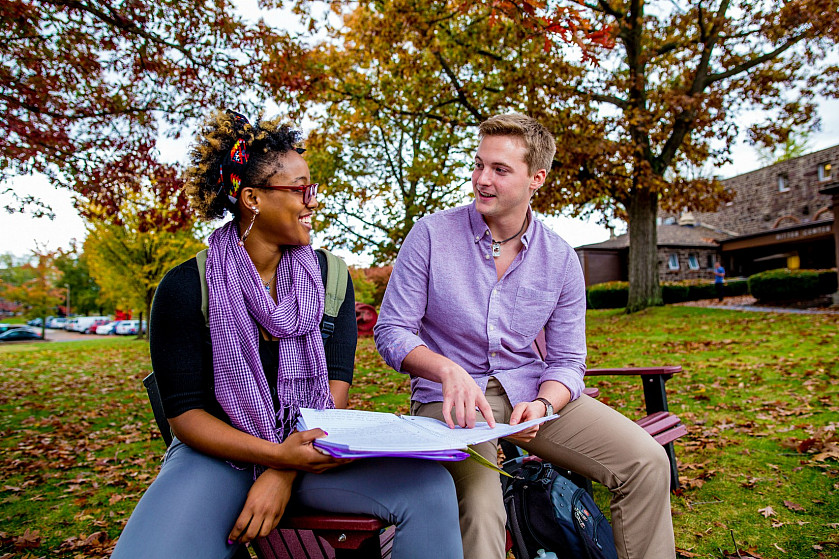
[441,364,496,429]
[275,429,353,473]
[228,468,295,544]
[505,401,545,443]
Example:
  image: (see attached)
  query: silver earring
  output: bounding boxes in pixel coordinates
[239,207,258,246]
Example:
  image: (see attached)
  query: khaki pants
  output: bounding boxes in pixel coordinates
[412,378,676,559]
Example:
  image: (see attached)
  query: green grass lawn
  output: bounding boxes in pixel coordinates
[0,307,837,558]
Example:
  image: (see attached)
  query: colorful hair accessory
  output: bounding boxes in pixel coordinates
[219,110,252,205]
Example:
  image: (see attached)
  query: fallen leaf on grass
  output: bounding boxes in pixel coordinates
[783,500,806,512]
[758,505,776,517]
[774,543,787,553]
[720,547,764,558]
[2,529,41,550]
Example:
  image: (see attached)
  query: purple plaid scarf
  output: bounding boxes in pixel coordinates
[206,221,333,445]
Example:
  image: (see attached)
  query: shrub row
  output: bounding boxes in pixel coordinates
[586,268,836,309]
[748,268,837,302]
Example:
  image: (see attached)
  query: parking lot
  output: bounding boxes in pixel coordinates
[42,328,105,342]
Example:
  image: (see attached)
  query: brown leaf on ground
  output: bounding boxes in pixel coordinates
[783,500,806,512]
[5,529,41,550]
[721,547,764,558]
[759,505,776,517]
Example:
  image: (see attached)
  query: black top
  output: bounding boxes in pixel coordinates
[150,250,357,421]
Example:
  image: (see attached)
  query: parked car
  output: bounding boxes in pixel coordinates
[115,320,147,335]
[68,316,111,333]
[47,317,67,329]
[0,327,42,342]
[0,323,26,334]
[95,321,123,335]
[84,319,111,334]
[27,318,43,327]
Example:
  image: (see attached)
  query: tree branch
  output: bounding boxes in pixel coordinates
[704,34,807,85]
[433,51,486,122]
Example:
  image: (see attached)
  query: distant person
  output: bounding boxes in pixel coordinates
[714,261,726,301]
[112,110,462,559]
[375,113,675,559]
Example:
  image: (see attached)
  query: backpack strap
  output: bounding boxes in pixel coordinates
[195,247,348,340]
[315,248,348,341]
[196,249,210,329]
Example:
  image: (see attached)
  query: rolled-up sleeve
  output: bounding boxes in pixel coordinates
[374,222,432,373]
[539,253,587,400]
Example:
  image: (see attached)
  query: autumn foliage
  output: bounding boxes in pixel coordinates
[283,0,839,308]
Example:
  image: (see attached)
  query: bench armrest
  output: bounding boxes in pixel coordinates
[584,366,682,416]
[585,366,682,377]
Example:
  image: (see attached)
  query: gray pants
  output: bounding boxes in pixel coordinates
[111,438,462,559]
[413,379,675,559]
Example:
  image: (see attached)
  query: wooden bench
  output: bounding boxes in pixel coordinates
[532,331,687,491]
[142,373,392,559]
[142,331,686,558]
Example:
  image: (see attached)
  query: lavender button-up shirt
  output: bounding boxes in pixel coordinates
[374,202,587,407]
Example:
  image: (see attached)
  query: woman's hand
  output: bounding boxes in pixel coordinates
[275,429,353,473]
[228,468,295,544]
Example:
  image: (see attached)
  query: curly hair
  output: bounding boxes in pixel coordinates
[184,110,303,221]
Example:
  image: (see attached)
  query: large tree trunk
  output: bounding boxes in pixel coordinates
[626,188,662,313]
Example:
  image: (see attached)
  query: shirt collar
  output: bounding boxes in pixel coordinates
[467,201,535,250]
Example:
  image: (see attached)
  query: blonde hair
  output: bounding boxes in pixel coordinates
[478,113,556,175]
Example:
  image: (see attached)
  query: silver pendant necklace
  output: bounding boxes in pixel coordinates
[261,269,277,293]
[491,215,528,258]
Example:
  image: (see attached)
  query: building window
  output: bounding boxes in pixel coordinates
[668,254,679,270]
[688,254,700,270]
[818,162,832,181]
[777,174,789,192]
[706,255,715,269]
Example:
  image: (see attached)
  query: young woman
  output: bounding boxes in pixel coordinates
[111,111,462,559]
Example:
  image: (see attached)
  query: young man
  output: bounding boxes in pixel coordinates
[374,114,676,559]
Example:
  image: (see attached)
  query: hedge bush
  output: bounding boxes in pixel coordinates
[587,281,629,309]
[661,282,690,304]
[748,268,837,302]
[585,270,834,308]
[724,278,750,297]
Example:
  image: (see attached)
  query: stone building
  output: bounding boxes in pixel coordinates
[575,144,837,285]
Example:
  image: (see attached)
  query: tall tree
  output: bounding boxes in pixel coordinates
[306,111,473,263]
[85,222,203,336]
[0,250,64,326]
[290,0,839,311]
[2,0,300,214]
[54,242,103,316]
[82,164,205,337]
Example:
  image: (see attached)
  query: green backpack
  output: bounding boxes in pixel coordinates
[195,248,349,340]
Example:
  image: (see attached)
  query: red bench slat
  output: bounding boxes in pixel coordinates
[282,512,387,532]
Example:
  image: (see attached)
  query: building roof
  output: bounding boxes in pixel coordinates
[577,224,730,250]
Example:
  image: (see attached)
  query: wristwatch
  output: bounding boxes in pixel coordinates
[534,397,553,417]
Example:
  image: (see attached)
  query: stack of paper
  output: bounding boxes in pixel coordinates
[297,408,558,461]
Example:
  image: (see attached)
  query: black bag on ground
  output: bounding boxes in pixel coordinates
[503,456,618,559]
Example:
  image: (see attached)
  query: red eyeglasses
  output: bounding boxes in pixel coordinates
[252,183,319,205]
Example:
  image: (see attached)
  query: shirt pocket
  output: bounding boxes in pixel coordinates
[510,286,558,338]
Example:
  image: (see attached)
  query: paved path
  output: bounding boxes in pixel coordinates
[41,328,127,342]
[698,304,839,315]
[676,295,839,315]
